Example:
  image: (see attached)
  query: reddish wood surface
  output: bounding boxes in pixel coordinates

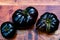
[0,0,60,5]
[0,5,60,40]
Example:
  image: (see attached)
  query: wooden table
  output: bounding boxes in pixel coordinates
[0,0,60,40]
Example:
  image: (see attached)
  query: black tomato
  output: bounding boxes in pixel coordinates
[36,12,59,33]
[12,6,38,29]
[1,22,16,39]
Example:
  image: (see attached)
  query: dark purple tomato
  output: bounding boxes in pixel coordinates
[12,6,38,29]
[1,22,16,39]
[36,12,59,33]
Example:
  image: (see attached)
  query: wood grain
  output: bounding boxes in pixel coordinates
[0,0,60,5]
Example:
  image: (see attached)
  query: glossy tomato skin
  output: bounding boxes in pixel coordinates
[1,22,16,39]
[36,12,59,33]
[26,6,38,20]
[12,7,38,30]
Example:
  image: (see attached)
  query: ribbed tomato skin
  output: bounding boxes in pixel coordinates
[12,7,38,30]
[36,12,59,33]
[1,22,16,39]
